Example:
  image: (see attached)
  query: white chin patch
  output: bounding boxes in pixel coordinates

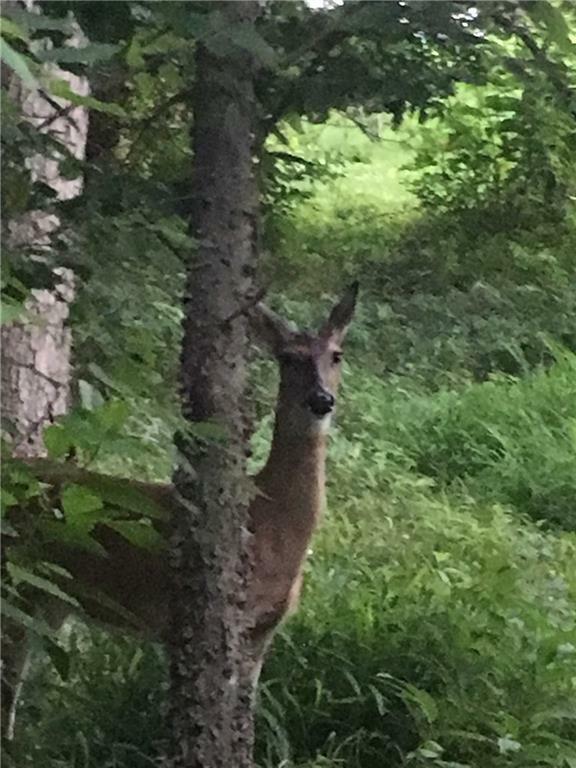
[312,414,332,434]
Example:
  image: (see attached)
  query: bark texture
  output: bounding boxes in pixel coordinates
[1,6,88,739]
[1,13,88,456]
[168,3,261,767]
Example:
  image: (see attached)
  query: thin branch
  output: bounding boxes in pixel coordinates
[126,89,192,163]
[221,286,267,327]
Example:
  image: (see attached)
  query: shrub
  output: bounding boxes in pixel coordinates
[337,353,576,530]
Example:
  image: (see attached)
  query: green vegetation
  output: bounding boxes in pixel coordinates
[9,110,576,766]
[3,2,576,767]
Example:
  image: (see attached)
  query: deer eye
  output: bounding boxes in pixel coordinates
[332,351,343,365]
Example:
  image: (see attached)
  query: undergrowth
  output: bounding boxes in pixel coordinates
[10,355,576,768]
[8,116,576,768]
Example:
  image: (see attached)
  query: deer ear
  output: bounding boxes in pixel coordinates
[321,282,358,342]
[251,303,295,353]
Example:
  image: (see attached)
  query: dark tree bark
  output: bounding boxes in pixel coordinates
[167,3,261,767]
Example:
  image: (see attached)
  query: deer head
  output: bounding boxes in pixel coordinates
[252,283,358,438]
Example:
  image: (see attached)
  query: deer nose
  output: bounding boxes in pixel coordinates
[307,390,335,416]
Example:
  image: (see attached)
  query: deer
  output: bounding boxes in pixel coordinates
[1,284,358,742]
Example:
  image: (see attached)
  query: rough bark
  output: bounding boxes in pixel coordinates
[167,3,261,767]
[1,5,88,740]
[1,11,88,456]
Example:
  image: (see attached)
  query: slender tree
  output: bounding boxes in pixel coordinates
[167,3,261,766]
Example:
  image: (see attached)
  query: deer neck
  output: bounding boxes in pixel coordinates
[257,414,328,529]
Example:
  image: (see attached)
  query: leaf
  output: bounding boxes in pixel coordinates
[106,520,164,551]
[403,684,439,724]
[44,639,70,681]
[4,9,75,34]
[78,379,105,411]
[526,2,574,54]
[44,423,73,459]
[1,299,25,326]
[40,519,107,556]
[1,600,52,637]
[1,520,18,537]
[48,79,126,117]
[97,399,130,431]
[7,563,80,607]
[497,736,521,754]
[90,479,167,521]
[37,42,119,65]
[65,580,147,631]
[0,37,38,88]
[0,488,18,511]
[418,740,444,759]
[61,484,104,523]
[88,362,121,390]
[1,18,29,42]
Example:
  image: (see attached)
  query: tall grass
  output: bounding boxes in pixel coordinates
[10,355,576,768]
[8,115,576,768]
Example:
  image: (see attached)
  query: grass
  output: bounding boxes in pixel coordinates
[7,113,576,768]
[10,354,576,768]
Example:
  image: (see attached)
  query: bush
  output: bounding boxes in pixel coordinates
[10,349,576,768]
[337,353,576,531]
[261,488,576,768]
[13,481,576,768]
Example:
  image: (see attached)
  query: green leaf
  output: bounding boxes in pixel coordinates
[61,484,104,522]
[4,9,75,34]
[39,519,107,555]
[403,685,438,724]
[1,17,29,42]
[37,42,119,65]
[65,580,146,631]
[526,2,574,54]
[48,79,126,117]
[0,488,18,512]
[78,380,105,411]
[497,736,521,754]
[44,423,73,459]
[1,299,25,326]
[0,37,38,88]
[97,399,130,431]
[1,519,18,536]
[7,563,80,607]
[89,478,167,521]
[1,600,52,637]
[106,520,164,551]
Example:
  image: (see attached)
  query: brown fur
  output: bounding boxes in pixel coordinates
[2,285,357,737]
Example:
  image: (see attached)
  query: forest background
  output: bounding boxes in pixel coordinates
[1,1,576,767]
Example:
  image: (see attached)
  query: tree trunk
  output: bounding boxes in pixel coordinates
[1,9,88,457]
[167,3,261,767]
[1,5,88,740]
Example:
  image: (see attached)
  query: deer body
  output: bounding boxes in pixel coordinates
[2,285,357,740]
[38,431,327,643]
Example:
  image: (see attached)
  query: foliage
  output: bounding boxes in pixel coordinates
[8,378,576,766]
[336,352,576,531]
[3,2,576,767]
